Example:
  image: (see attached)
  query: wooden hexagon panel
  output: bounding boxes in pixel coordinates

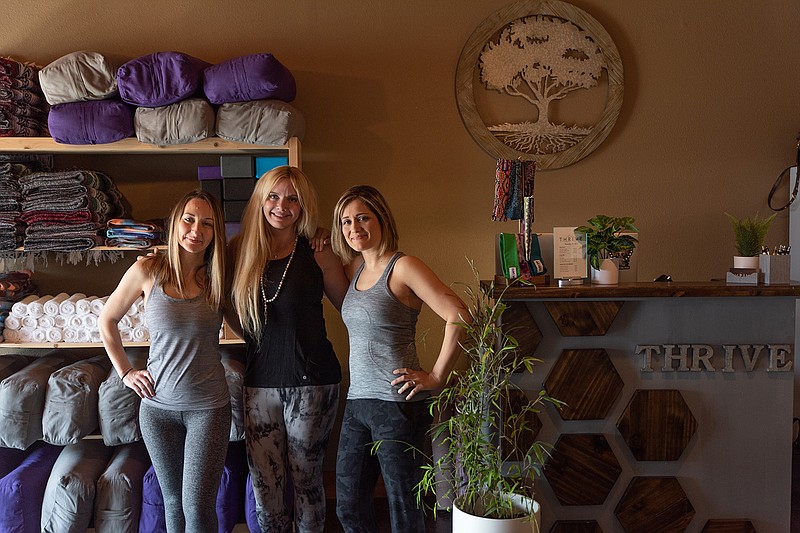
[544,433,621,506]
[545,348,623,420]
[615,477,695,532]
[501,300,543,360]
[617,389,698,461]
[501,388,543,461]
[549,521,604,533]
[701,520,756,532]
[544,301,624,336]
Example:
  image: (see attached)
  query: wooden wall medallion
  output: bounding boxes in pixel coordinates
[456,0,624,169]
[544,348,623,420]
[544,433,622,506]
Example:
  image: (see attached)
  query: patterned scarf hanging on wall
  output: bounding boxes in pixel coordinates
[492,159,535,221]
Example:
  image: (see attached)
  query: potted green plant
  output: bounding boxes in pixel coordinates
[725,212,777,269]
[380,264,560,532]
[575,214,638,285]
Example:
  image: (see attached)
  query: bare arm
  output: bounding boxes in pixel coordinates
[388,256,468,400]
[315,244,349,311]
[98,260,155,398]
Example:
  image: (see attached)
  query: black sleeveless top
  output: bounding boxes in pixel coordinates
[244,236,341,387]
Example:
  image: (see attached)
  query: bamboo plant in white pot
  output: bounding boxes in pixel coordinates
[377,264,560,532]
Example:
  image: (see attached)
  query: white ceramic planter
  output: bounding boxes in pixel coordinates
[453,494,540,533]
[590,258,619,285]
[733,255,760,269]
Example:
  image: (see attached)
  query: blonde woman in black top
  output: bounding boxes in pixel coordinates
[230,166,348,533]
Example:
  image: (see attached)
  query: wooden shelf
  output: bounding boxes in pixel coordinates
[0,136,301,166]
[0,339,244,349]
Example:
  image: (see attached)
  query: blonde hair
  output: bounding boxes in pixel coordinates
[231,166,319,340]
[331,185,399,264]
[146,190,226,309]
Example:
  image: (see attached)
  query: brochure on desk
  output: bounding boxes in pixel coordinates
[541,231,639,283]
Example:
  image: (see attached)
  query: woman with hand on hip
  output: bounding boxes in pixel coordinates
[230,165,348,533]
[99,190,231,533]
[331,185,467,533]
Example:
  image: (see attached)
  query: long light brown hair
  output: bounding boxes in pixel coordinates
[231,166,319,340]
[145,189,226,309]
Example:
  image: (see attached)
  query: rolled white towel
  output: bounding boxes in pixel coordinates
[128,314,142,327]
[62,328,80,343]
[54,315,68,328]
[59,293,87,316]
[91,296,108,316]
[135,298,145,315]
[10,294,38,318]
[68,315,83,328]
[89,329,102,343]
[27,295,52,318]
[77,329,91,343]
[4,329,20,342]
[119,327,133,342]
[131,326,149,342]
[82,314,98,330]
[38,315,55,329]
[4,315,20,331]
[19,326,45,342]
[119,315,133,329]
[76,295,96,316]
[128,297,144,316]
[44,292,69,317]
[45,327,63,343]
[21,315,37,329]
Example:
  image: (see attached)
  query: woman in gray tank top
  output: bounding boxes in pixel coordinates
[99,190,232,533]
[330,185,468,533]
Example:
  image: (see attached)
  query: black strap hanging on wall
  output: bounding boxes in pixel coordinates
[768,133,800,211]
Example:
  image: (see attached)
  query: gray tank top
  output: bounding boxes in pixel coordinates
[143,282,229,410]
[341,252,426,402]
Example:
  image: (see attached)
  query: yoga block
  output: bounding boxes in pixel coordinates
[201,179,223,202]
[220,156,254,178]
[197,165,222,181]
[223,178,255,201]
[224,200,248,223]
[255,155,289,178]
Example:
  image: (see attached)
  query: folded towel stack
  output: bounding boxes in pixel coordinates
[105,218,164,249]
[0,270,37,342]
[0,56,49,137]
[18,169,127,251]
[3,293,148,344]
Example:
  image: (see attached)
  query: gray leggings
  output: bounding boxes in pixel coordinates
[139,401,231,533]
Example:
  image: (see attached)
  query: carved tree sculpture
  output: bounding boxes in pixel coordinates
[480,15,605,155]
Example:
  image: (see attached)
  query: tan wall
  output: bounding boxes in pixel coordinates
[5,0,800,462]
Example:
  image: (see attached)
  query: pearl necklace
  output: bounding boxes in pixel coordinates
[260,235,298,318]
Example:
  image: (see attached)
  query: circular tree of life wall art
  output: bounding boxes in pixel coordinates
[456,0,623,169]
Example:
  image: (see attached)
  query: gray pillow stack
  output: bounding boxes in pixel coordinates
[93,441,150,533]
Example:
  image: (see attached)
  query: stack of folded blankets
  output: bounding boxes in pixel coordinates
[0,154,53,250]
[104,218,164,249]
[37,50,304,146]
[3,293,147,344]
[0,56,49,137]
[0,270,37,342]
[18,169,126,251]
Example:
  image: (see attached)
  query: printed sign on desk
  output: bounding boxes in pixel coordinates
[553,227,587,280]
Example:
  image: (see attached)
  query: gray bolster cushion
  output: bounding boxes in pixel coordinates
[42,354,113,446]
[215,99,305,146]
[134,97,215,145]
[93,441,150,533]
[39,51,123,105]
[40,440,114,533]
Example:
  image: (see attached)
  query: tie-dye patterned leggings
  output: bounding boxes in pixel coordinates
[244,384,340,533]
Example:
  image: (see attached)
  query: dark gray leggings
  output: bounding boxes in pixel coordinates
[139,402,231,533]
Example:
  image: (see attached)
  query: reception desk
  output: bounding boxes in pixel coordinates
[494,280,799,532]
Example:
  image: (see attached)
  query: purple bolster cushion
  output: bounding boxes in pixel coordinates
[117,51,210,107]
[139,465,166,533]
[47,100,134,145]
[0,441,64,533]
[203,53,296,105]
[0,445,28,480]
